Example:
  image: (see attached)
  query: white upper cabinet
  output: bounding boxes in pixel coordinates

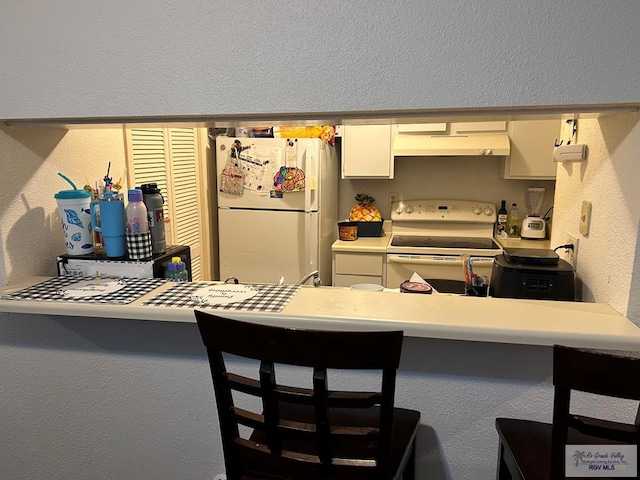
[502,120,561,179]
[341,125,394,179]
[450,121,507,134]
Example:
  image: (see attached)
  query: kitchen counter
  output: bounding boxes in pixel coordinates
[495,236,551,250]
[1,277,640,351]
[331,234,390,253]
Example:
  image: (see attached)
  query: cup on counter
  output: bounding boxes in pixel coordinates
[54,189,94,256]
[90,191,126,258]
[464,284,490,297]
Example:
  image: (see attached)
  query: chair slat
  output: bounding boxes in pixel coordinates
[233,406,378,442]
[569,414,640,443]
[227,372,381,407]
[235,438,377,480]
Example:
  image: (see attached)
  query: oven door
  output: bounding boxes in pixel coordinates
[386,254,495,293]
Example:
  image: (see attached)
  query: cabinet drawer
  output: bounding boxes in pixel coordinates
[334,274,382,287]
[334,253,384,276]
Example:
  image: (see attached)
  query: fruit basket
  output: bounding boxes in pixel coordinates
[355,220,384,237]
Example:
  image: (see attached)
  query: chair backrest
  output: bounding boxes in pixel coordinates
[195,311,405,480]
[550,345,640,478]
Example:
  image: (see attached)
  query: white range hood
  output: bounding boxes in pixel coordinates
[393,132,511,157]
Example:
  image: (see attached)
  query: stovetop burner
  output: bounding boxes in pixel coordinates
[390,235,500,250]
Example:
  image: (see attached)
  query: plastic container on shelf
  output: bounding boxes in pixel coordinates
[165,261,177,280]
[165,256,188,282]
[174,257,189,282]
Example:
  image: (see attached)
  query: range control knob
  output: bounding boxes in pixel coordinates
[395,204,404,214]
[472,206,482,215]
[405,204,414,214]
[484,206,494,216]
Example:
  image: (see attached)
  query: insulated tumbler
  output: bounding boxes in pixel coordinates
[90,191,126,257]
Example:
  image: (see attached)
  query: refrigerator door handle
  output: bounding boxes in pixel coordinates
[304,212,318,271]
[304,147,313,213]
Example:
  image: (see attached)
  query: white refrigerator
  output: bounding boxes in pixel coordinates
[215,136,338,285]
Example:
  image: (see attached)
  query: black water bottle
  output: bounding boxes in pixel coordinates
[141,183,167,254]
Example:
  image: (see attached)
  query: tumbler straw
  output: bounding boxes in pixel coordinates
[58,172,78,190]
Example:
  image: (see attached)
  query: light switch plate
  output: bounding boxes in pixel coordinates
[579,200,592,235]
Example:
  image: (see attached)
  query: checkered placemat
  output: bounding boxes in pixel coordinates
[142,282,300,312]
[1,276,167,304]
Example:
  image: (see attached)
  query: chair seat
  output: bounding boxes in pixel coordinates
[496,418,633,480]
[250,404,420,479]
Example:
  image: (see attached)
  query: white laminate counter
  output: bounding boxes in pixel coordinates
[495,236,551,250]
[331,234,390,253]
[2,277,640,351]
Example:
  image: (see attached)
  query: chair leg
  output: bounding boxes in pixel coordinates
[403,441,416,480]
[496,441,512,480]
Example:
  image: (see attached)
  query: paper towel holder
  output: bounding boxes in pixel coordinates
[553,144,587,163]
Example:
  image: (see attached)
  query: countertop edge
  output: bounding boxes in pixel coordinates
[2,278,640,351]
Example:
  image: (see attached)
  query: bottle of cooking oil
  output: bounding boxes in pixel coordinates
[507,203,520,238]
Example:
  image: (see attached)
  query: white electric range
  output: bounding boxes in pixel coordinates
[386,199,502,293]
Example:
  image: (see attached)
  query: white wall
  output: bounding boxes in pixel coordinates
[1,1,639,119]
[550,112,640,318]
[0,127,127,286]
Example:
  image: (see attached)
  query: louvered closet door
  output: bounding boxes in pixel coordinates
[167,128,203,281]
[129,128,170,220]
[126,127,207,281]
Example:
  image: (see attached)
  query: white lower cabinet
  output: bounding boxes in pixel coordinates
[332,252,385,287]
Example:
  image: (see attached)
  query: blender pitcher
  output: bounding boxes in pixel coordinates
[521,187,546,239]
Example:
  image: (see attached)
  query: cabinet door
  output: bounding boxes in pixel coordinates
[342,125,393,178]
[503,120,561,179]
[451,121,507,134]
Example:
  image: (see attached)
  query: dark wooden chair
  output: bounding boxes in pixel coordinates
[194,311,420,480]
[496,345,640,480]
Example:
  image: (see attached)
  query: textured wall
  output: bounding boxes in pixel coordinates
[1,1,639,119]
[550,112,640,317]
[0,313,637,480]
[0,127,127,286]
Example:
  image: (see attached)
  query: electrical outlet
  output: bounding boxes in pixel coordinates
[388,192,398,206]
[564,233,579,268]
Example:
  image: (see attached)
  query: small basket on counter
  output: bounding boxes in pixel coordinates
[355,220,384,237]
